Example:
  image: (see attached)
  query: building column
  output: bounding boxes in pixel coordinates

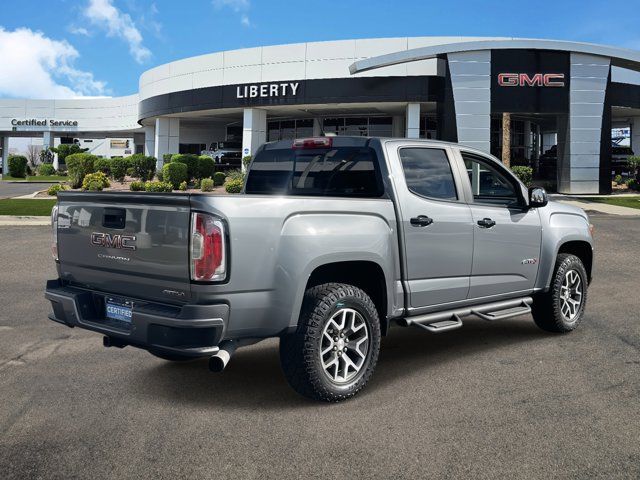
[1,137,9,176]
[42,132,56,170]
[242,108,267,165]
[406,103,420,139]
[631,118,640,157]
[154,118,180,169]
[392,115,404,137]
[312,118,322,137]
[523,120,532,160]
[144,125,155,157]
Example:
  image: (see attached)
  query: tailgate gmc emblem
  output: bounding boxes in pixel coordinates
[90,232,137,251]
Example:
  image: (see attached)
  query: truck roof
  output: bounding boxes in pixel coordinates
[261,136,462,150]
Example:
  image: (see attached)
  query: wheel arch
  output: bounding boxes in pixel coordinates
[557,240,593,283]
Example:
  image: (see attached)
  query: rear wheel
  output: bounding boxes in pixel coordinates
[279,283,381,402]
[532,253,588,333]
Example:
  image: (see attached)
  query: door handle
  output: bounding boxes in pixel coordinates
[477,217,496,228]
[410,215,434,227]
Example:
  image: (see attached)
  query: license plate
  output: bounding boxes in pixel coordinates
[105,298,133,323]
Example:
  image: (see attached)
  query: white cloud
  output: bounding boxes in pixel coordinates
[83,0,151,63]
[0,27,108,99]
[213,0,252,27]
[69,26,91,36]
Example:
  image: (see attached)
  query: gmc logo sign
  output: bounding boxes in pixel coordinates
[498,73,565,87]
[90,232,137,251]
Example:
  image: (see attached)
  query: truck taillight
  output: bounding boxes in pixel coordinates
[292,137,333,149]
[51,205,59,261]
[190,212,226,282]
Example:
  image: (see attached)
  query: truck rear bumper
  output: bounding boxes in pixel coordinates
[45,279,227,357]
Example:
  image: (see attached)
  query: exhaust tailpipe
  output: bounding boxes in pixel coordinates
[209,340,236,372]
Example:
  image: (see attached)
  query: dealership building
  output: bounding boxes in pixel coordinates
[2,36,640,194]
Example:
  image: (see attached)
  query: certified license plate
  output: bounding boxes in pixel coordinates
[105,298,133,323]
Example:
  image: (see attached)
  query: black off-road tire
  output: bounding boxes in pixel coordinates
[279,283,381,402]
[532,253,588,333]
[148,349,194,362]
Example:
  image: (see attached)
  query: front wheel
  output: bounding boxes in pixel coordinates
[532,253,588,333]
[279,283,381,402]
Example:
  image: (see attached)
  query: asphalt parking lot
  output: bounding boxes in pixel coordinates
[1,215,638,479]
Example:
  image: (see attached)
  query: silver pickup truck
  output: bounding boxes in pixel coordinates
[45,136,593,402]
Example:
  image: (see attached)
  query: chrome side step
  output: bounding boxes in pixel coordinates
[402,297,533,333]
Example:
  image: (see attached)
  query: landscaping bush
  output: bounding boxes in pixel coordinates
[38,163,56,176]
[213,171,226,186]
[226,169,245,182]
[613,174,623,185]
[162,162,188,189]
[129,154,156,181]
[7,155,28,178]
[110,157,130,182]
[52,144,88,167]
[242,155,252,171]
[179,180,188,191]
[225,178,244,193]
[162,153,173,164]
[156,170,163,181]
[198,155,215,179]
[26,165,34,176]
[144,181,173,192]
[94,158,112,176]
[628,156,640,180]
[626,178,639,191]
[47,184,69,196]
[130,181,145,191]
[511,166,533,187]
[170,154,199,180]
[82,171,110,191]
[66,153,97,188]
[200,177,214,192]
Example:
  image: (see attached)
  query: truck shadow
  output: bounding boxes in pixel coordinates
[130,317,547,410]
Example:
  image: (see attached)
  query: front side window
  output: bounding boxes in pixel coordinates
[462,153,520,206]
[399,148,457,200]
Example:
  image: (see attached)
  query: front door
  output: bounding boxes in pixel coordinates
[390,145,474,309]
[459,151,543,299]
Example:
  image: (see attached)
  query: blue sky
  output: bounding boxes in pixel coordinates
[1,0,639,98]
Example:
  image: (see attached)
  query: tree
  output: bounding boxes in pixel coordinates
[26,144,42,167]
[51,144,88,166]
[501,112,511,168]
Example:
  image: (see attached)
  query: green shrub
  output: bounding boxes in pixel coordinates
[170,154,199,180]
[52,144,88,166]
[38,163,56,176]
[626,178,639,190]
[162,153,173,164]
[179,180,188,191]
[7,155,28,178]
[156,169,163,181]
[130,181,145,191]
[66,153,97,188]
[242,155,252,170]
[225,178,243,193]
[26,165,34,176]
[198,155,215,179]
[94,158,112,176]
[144,181,173,192]
[613,174,623,185]
[200,177,214,192]
[213,171,226,186]
[511,166,533,187]
[110,157,129,182]
[162,162,188,189]
[82,171,110,191]
[129,154,156,181]
[226,169,245,182]
[47,184,69,196]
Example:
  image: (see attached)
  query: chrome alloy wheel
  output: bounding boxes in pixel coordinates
[560,269,583,322]
[320,308,370,384]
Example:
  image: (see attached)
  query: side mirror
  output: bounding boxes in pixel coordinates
[528,186,548,208]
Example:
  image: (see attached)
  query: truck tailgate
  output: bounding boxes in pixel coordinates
[56,191,192,304]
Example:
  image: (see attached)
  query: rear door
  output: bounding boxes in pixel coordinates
[386,143,474,309]
[56,192,192,304]
[456,150,542,299]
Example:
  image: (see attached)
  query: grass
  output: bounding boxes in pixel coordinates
[1,175,67,182]
[0,199,57,216]
[581,196,640,210]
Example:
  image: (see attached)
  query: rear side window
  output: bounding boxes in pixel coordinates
[245,146,383,197]
[399,148,457,200]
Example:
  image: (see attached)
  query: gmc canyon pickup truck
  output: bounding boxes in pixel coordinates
[45,137,593,402]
